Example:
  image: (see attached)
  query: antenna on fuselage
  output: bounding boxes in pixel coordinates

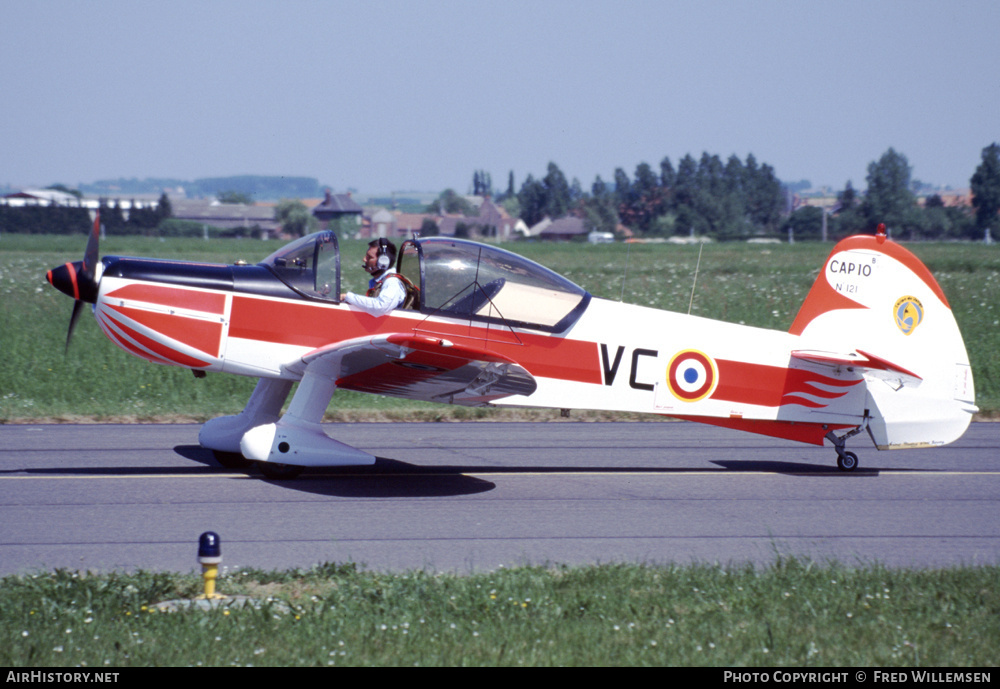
[619,241,631,302]
[687,240,704,315]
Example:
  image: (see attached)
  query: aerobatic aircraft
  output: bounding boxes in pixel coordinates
[47,216,977,478]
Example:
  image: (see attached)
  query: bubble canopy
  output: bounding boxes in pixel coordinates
[398,237,591,332]
[260,232,591,333]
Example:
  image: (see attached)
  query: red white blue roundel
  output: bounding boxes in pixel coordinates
[667,349,718,402]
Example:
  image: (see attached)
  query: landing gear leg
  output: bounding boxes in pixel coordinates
[825,412,870,472]
[199,377,294,467]
[239,369,376,475]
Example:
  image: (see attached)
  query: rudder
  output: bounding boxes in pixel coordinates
[789,231,976,449]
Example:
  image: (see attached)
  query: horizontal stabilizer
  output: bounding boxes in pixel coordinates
[791,349,922,387]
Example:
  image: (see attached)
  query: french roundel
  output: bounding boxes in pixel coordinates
[667,350,718,402]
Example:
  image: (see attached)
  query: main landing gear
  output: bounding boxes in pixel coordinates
[825,413,870,472]
[199,375,375,480]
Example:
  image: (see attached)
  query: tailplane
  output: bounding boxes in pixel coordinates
[789,228,977,449]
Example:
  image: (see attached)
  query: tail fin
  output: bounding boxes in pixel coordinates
[789,231,977,449]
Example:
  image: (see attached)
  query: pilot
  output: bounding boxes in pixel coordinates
[340,238,407,317]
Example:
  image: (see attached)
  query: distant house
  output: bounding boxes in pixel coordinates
[358,196,526,242]
[369,208,395,238]
[526,216,553,238]
[474,196,520,240]
[311,189,363,234]
[364,209,436,240]
[431,196,525,240]
[394,211,430,237]
[2,189,82,207]
[539,216,587,241]
[2,189,161,215]
[170,199,279,236]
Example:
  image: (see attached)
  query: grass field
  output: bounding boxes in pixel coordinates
[1,233,997,421]
[2,560,997,667]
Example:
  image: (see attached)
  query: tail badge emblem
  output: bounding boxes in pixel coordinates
[894,296,923,336]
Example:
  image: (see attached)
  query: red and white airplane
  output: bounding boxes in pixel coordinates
[47,217,977,478]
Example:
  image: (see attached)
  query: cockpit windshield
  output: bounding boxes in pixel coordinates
[258,232,590,331]
[401,237,590,332]
[259,231,340,300]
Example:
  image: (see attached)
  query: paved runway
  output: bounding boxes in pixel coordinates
[1,421,997,575]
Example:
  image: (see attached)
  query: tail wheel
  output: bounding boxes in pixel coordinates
[837,451,859,472]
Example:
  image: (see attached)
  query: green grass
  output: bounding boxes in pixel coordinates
[1,234,998,421]
[1,559,996,667]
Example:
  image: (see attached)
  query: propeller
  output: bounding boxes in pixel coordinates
[46,212,103,352]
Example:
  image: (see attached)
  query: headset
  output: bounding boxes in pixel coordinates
[375,238,393,271]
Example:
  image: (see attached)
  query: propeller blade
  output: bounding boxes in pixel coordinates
[83,211,101,277]
[66,299,85,354]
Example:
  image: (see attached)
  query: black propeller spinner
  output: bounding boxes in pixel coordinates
[46,213,102,352]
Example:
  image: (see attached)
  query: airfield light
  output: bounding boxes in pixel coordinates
[196,531,226,600]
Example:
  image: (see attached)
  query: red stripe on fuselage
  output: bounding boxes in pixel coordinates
[102,310,211,368]
[105,284,226,315]
[228,295,602,384]
[104,304,223,358]
[712,360,861,409]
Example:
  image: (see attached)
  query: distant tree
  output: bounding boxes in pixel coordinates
[100,198,127,235]
[503,171,516,200]
[837,181,858,210]
[542,162,571,219]
[517,175,547,227]
[971,143,1000,233]
[620,162,667,234]
[274,199,316,237]
[471,170,493,196]
[126,199,162,233]
[428,189,475,216]
[419,217,440,237]
[671,154,701,235]
[672,155,698,208]
[580,175,619,235]
[833,203,866,239]
[744,159,783,233]
[862,148,918,235]
[217,190,253,205]
[500,195,521,220]
[782,206,824,240]
[156,192,172,223]
[659,156,676,188]
[612,167,632,211]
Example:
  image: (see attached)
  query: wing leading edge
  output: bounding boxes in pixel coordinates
[293,333,537,406]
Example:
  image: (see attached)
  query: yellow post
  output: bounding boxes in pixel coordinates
[196,532,227,600]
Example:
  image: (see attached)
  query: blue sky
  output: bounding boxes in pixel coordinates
[2,0,997,194]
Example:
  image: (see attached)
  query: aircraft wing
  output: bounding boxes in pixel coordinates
[291,333,537,406]
[791,349,922,387]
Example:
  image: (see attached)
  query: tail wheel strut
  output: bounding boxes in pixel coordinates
[826,412,870,472]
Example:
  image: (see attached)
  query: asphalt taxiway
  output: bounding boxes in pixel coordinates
[1,421,997,575]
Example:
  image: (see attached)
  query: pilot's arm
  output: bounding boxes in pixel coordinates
[342,274,406,317]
